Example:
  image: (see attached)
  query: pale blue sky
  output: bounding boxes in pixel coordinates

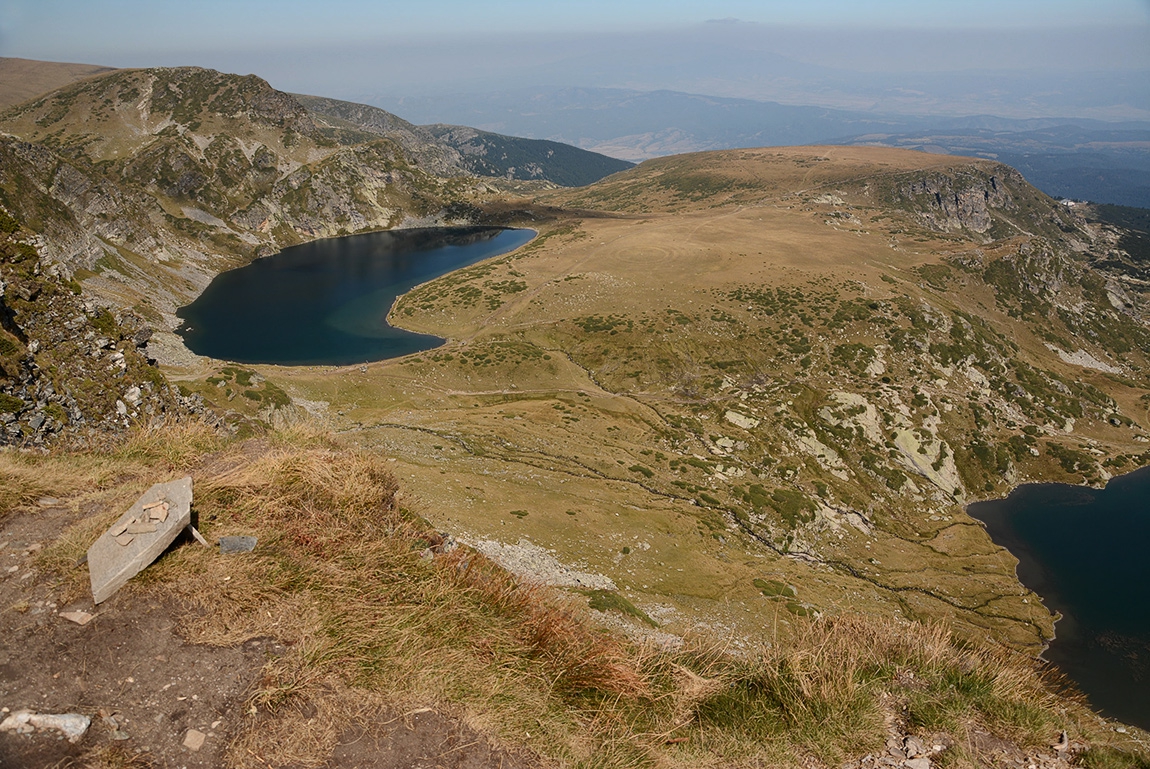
[2,1,1147,118]
[3,0,1148,58]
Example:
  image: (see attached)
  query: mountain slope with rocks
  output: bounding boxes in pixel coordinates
[0,207,200,447]
[0,66,625,332]
[296,94,635,187]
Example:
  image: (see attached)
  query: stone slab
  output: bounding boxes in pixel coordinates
[219,535,257,554]
[88,476,193,604]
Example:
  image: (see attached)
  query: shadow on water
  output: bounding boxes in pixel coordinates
[176,227,534,365]
[968,466,1150,729]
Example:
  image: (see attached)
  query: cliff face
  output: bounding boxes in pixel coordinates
[899,172,1014,233]
[886,165,1083,240]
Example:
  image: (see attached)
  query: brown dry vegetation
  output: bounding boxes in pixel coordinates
[2,420,1146,768]
[0,57,115,110]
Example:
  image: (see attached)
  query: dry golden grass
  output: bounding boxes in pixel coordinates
[127,436,646,766]
[0,57,115,110]
[0,418,226,526]
[11,421,1149,768]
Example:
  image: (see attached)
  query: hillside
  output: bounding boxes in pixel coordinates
[298,94,634,186]
[376,87,1150,207]
[1,65,1150,766]
[0,57,115,110]
[256,146,1147,659]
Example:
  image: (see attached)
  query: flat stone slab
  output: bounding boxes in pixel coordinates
[88,476,193,604]
[219,535,257,554]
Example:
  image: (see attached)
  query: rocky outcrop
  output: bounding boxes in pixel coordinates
[0,209,203,447]
[896,169,1016,234]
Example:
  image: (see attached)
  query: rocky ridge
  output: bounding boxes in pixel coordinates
[0,207,203,447]
[0,66,621,330]
[297,94,635,187]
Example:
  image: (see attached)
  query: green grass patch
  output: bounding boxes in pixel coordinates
[585,590,658,627]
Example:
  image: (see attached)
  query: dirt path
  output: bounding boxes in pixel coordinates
[0,498,271,767]
[0,498,539,768]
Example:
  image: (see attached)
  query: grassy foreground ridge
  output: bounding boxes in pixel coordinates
[2,420,1146,768]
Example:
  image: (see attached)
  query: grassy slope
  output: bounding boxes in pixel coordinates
[6,421,1147,768]
[245,147,1150,662]
[0,57,116,110]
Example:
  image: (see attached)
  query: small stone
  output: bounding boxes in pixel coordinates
[111,729,131,740]
[123,386,142,407]
[125,522,157,535]
[219,535,257,554]
[110,521,130,536]
[187,525,210,547]
[904,758,932,769]
[183,728,206,751]
[0,711,91,743]
[905,736,928,758]
[115,400,127,416]
[113,533,135,547]
[37,497,61,507]
[59,610,95,626]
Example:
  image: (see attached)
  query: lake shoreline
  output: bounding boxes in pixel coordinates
[968,466,1150,730]
[175,226,535,366]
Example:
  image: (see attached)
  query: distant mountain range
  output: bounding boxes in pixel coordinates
[295,94,632,188]
[375,87,1150,207]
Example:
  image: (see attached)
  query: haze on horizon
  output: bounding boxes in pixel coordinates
[2,0,1148,122]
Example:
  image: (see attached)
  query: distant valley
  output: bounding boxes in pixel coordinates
[376,86,1150,207]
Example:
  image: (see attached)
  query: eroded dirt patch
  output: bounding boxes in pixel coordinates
[0,501,276,768]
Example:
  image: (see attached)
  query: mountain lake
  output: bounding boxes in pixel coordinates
[968,466,1150,730]
[176,226,534,365]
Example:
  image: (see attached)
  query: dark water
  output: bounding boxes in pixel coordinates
[968,466,1150,729]
[176,227,534,365]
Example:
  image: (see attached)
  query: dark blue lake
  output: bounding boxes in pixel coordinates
[176,227,534,365]
[968,466,1150,730]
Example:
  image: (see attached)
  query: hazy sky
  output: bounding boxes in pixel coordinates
[3,1,1148,117]
[4,0,1147,57]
